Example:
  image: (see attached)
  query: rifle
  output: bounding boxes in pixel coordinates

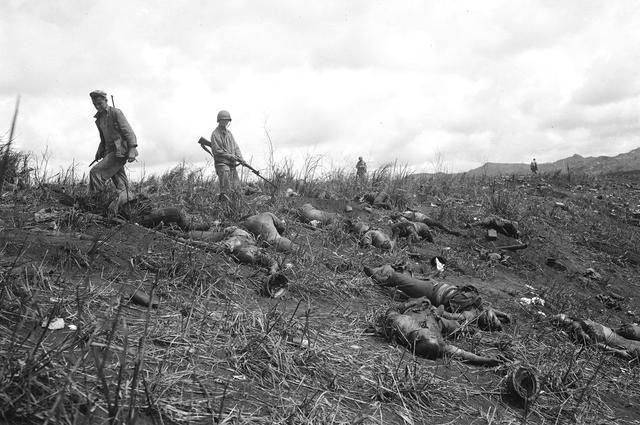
[197,137,276,188]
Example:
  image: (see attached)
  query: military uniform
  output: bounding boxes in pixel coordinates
[356,158,367,183]
[89,91,138,193]
[210,125,243,193]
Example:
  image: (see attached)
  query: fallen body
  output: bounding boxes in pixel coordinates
[551,314,640,359]
[361,229,394,250]
[187,226,279,274]
[365,264,510,330]
[384,298,502,366]
[399,211,461,236]
[391,219,434,243]
[242,212,296,252]
[361,191,393,210]
[469,216,520,239]
[113,193,208,231]
[345,219,370,236]
[298,203,339,225]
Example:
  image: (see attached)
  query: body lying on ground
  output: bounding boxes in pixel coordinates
[115,194,208,231]
[384,298,502,366]
[391,218,434,244]
[361,229,394,250]
[468,216,520,239]
[399,211,461,236]
[551,314,640,359]
[138,207,192,230]
[345,219,370,236]
[298,203,339,225]
[361,191,392,210]
[365,264,510,330]
[187,226,279,274]
[242,212,295,252]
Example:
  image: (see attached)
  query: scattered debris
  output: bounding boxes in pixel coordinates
[41,317,65,330]
[554,202,568,211]
[519,297,545,307]
[584,268,602,280]
[285,188,298,197]
[431,256,446,273]
[34,207,63,223]
[129,289,159,308]
[546,257,567,271]
[596,293,624,310]
[495,242,528,251]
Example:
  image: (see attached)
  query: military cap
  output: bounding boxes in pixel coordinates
[89,90,108,100]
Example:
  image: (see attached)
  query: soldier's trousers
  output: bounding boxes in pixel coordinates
[89,153,128,192]
[215,164,240,193]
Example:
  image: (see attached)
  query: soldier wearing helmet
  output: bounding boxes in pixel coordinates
[210,110,244,195]
[355,156,367,184]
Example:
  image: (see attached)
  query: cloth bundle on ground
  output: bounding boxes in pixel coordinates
[361,191,392,209]
[399,211,461,236]
[365,264,510,330]
[188,226,279,274]
[361,229,394,250]
[298,203,339,225]
[551,314,640,359]
[384,298,502,366]
[391,218,434,243]
[241,212,295,252]
[469,216,520,239]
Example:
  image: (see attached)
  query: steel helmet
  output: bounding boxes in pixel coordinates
[217,110,232,121]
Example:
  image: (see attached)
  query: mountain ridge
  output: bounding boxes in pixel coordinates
[460,147,640,177]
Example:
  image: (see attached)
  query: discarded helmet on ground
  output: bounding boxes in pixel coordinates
[504,365,539,405]
[217,110,232,121]
[262,273,289,298]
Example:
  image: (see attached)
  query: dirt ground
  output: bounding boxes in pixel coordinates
[2,173,640,424]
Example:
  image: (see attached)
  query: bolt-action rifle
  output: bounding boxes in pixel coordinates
[197,137,276,188]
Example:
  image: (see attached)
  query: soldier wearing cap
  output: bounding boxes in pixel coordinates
[210,110,244,195]
[89,90,138,193]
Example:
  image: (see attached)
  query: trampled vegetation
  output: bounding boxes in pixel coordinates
[1,148,640,424]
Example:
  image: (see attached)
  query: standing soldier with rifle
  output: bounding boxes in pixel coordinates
[209,110,244,197]
[88,90,138,193]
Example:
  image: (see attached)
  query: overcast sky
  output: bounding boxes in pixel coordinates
[1,0,639,179]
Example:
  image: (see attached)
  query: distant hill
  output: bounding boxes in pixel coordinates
[462,147,640,177]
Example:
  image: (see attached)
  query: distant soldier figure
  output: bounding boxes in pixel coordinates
[211,110,244,196]
[89,90,138,193]
[356,156,367,183]
[530,158,538,174]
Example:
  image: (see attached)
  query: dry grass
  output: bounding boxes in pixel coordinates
[1,157,640,424]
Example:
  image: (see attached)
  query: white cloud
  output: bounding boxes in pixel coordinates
[1,0,639,177]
